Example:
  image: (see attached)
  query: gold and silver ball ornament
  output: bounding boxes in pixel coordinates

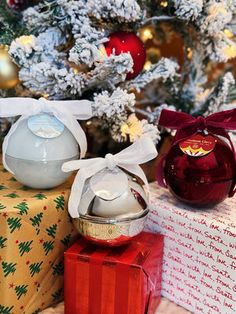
[0,45,19,90]
[73,169,149,246]
[62,137,158,246]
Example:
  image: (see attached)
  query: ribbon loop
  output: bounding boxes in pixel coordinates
[62,136,158,218]
[0,97,93,173]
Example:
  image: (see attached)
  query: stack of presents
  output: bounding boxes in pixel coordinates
[0,101,235,314]
[0,162,235,314]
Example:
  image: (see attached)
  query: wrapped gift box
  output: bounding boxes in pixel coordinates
[146,183,236,314]
[64,232,164,314]
[0,163,78,314]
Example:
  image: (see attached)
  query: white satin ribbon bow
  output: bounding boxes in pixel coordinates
[62,136,158,218]
[0,97,93,173]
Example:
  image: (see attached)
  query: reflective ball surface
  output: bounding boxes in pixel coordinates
[74,170,149,246]
[0,45,19,89]
[74,210,149,247]
[163,136,236,207]
[104,31,146,80]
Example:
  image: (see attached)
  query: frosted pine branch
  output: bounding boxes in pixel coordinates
[69,40,101,67]
[86,53,133,90]
[174,0,203,21]
[86,0,142,22]
[204,34,236,62]
[198,2,232,36]
[181,44,208,113]
[125,58,179,92]
[9,28,66,67]
[19,63,86,99]
[4,0,236,134]
[93,88,135,119]
[91,87,137,142]
[203,72,235,115]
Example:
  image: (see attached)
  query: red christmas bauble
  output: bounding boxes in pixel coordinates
[163,134,236,207]
[104,31,146,80]
[7,0,25,10]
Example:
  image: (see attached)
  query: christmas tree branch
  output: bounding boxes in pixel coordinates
[0,1,28,45]
[124,58,179,93]
[194,72,235,116]
[141,15,175,26]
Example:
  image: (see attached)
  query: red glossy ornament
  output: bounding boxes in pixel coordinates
[7,0,25,10]
[163,135,236,207]
[104,31,146,80]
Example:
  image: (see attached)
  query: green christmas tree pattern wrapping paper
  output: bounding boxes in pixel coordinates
[0,163,78,314]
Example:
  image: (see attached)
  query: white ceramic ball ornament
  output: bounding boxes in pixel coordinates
[5,114,79,189]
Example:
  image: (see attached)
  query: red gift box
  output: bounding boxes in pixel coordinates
[64,232,164,314]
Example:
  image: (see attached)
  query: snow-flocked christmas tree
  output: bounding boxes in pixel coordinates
[0,0,236,149]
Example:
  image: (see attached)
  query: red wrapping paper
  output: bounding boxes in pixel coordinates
[64,232,164,314]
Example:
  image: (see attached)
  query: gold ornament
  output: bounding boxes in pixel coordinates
[0,45,19,89]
